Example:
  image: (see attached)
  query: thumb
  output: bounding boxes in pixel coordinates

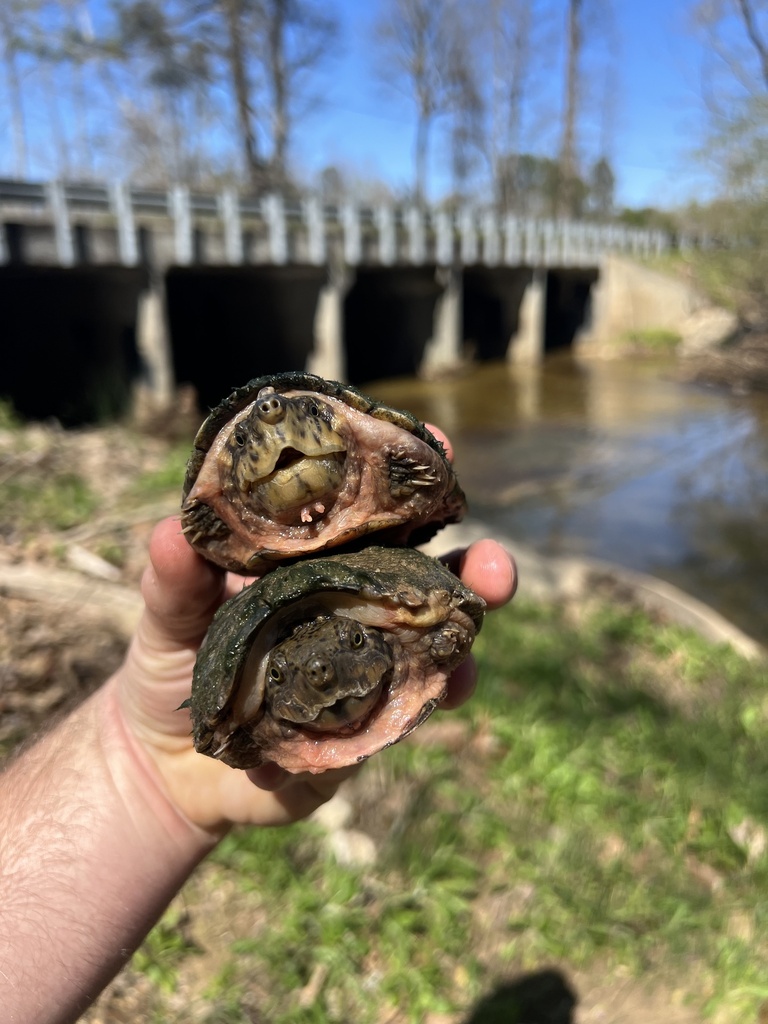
[140,516,226,649]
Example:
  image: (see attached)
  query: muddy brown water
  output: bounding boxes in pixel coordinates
[366,354,768,646]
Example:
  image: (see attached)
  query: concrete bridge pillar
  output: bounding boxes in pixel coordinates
[508,268,546,364]
[307,269,351,382]
[421,267,462,377]
[136,276,174,408]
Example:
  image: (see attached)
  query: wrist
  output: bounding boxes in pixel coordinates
[0,678,219,1024]
[99,672,228,849]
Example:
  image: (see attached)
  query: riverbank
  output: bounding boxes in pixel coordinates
[2,412,767,1023]
[681,330,768,394]
[71,558,766,1024]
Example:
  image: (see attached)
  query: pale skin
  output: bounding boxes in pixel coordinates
[0,431,517,1024]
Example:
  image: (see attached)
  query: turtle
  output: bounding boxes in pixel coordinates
[185,545,485,774]
[180,371,466,574]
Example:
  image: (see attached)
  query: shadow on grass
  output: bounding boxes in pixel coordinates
[463,968,577,1024]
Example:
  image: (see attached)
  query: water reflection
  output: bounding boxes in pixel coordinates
[366,356,768,644]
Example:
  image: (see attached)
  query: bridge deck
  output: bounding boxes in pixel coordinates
[0,179,668,270]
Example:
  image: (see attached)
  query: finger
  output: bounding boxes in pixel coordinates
[224,572,258,600]
[141,516,226,645]
[441,655,478,710]
[425,422,453,462]
[443,540,517,610]
[244,764,359,824]
[246,762,288,791]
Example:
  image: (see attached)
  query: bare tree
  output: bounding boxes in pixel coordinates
[441,2,486,200]
[0,0,46,177]
[375,0,455,204]
[258,0,338,188]
[737,0,768,88]
[557,0,583,217]
[687,1,768,322]
[110,0,337,190]
[693,0,768,191]
[219,0,264,190]
[489,0,535,209]
[116,1,215,181]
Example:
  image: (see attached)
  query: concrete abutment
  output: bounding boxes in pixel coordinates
[0,256,707,423]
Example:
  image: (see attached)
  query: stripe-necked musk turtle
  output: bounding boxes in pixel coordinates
[185,546,485,773]
[181,372,466,574]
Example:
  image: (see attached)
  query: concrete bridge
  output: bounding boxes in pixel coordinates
[0,179,675,423]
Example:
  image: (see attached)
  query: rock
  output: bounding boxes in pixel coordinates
[728,817,768,865]
[679,306,739,356]
[310,793,353,832]
[66,543,122,582]
[326,828,377,867]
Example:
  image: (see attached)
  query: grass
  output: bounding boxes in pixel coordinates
[129,441,193,499]
[0,472,98,531]
[0,398,21,431]
[124,595,768,1024]
[621,327,682,351]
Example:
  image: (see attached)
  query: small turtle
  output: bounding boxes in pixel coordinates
[181,372,465,574]
[186,546,485,773]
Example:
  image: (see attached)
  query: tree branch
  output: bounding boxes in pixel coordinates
[736,0,768,92]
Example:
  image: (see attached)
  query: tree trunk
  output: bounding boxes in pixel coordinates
[414,109,430,206]
[492,0,530,211]
[0,15,28,178]
[223,0,261,191]
[559,0,582,218]
[736,0,768,92]
[267,0,288,186]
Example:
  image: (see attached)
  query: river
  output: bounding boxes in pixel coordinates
[365,355,768,646]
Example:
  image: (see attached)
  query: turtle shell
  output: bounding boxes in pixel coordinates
[181,372,466,574]
[186,546,485,773]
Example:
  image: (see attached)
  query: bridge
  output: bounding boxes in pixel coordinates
[0,179,674,423]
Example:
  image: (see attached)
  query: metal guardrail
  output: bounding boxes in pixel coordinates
[0,178,670,270]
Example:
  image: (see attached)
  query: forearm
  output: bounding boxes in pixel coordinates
[0,678,216,1024]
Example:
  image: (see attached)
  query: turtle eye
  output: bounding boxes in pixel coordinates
[234,431,245,447]
[269,665,282,683]
[351,629,365,649]
[309,404,320,417]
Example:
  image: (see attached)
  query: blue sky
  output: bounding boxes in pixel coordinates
[2,0,740,209]
[290,0,721,209]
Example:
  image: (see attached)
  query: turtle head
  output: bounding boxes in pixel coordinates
[228,387,348,524]
[265,616,394,733]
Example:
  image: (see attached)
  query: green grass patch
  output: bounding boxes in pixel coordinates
[129,442,192,499]
[129,597,768,1023]
[621,327,682,350]
[0,472,98,531]
[0,399,21,431]
[133,908,201,993]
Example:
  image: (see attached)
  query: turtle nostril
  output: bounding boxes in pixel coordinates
[258,395,286,424]
[307,657,334,686]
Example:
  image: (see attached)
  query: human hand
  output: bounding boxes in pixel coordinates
[112,432,517,837]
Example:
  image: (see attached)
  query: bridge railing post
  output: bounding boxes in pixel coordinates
[341,203,361,265]
[435,211,453,266]
[110,181,138,266]
[376,204,396,265]
[47,181,75,267]
[171,185,192,265]
[220,188,243,264]
[482,209,499,266]
[503,215,520,265]
[459,207,477,265]
[406,207,425,264]
[304,196,326,265]
[264,193,288,264]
